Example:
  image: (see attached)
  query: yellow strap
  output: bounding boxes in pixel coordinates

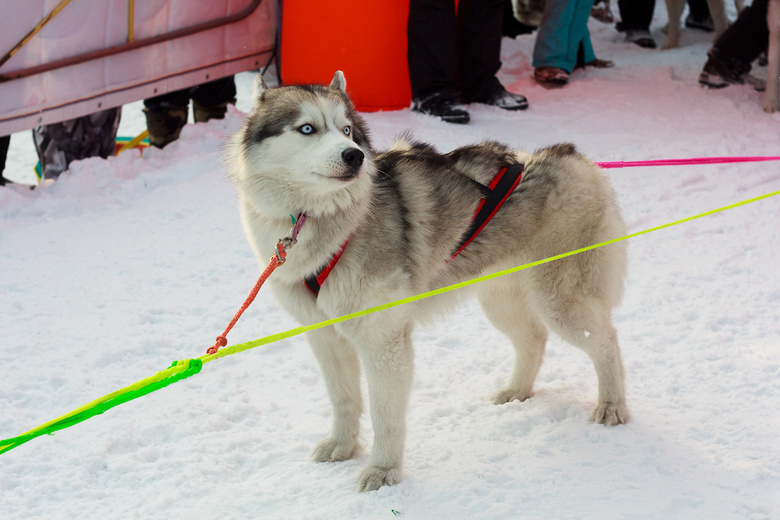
[200,188,780,365]
[116,130,149,155]
[0,0,72,69]
[2,189,778,457]
[127,0,135,44]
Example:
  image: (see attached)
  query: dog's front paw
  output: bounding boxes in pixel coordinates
[356,465,402,492]
[491,388,532,405]
[592,402,630,426]
[311,437,358,462]
[763,98,779,113]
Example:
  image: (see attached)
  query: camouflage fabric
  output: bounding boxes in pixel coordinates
[33,107,121,180]
[193,101,230,123]
[143,105,188,149]
[143,76,236,148]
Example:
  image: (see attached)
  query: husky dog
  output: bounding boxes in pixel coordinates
[228,72,629,492]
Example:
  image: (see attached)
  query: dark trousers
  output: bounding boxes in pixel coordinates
[0,135,9,181]
[712,0,769,67]
[407,0,505,102]
[616,0,655,31]
[144,76,237,111]
[687,0,710,19]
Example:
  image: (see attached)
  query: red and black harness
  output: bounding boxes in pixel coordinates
[304,163,525,295]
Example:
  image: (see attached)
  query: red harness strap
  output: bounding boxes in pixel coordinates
[303,237,350,295]
[303,163,524,295]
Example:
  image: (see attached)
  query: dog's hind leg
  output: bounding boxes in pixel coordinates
[308,327,363,463]
[557,313,629,426]
[530,256,630,426]
[478,277,549,405]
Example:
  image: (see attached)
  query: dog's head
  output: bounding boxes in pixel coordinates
[229,71,374,218]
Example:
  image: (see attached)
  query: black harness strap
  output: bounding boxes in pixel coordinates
[448,163,524,261]
[303,163,524,295]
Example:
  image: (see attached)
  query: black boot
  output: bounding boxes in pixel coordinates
[412,92,470,124]
[699,48,750,88]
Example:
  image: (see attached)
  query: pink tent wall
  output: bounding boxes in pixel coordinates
[0,0,277,135]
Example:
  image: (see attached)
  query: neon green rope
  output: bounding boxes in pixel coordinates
[0,359,202,455]
[1,189,778,456]
[199,188,780,365]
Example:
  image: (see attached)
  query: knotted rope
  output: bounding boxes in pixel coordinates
[206,212,308,355]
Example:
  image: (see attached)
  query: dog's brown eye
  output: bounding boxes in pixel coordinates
[343,126,351,136]
[299,124,315,135]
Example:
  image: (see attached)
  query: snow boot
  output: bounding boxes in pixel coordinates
[412,92,470,124]
[699,49,750,88]
[193,101,231,123]
[144,105,188,149]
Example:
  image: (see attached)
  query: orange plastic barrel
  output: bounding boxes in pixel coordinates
[280,1,412,112]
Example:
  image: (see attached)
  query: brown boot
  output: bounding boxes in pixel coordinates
[193,101,232,123]
[143,106,187,149]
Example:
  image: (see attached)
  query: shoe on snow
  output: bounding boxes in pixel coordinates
[625,29,657,49]
[591,0,614,24]
[698,50,750,89]
[412,93,470,124]
[478,85,529,111]
[535,67,569,89]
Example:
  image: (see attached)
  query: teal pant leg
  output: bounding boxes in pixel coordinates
[532,0,595,72]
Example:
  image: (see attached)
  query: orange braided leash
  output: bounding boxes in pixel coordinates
[206,213,308,355]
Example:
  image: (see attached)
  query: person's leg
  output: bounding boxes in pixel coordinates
[190,76,237,122]
[143,89,189,148]
[0,135,10,185]
[456,0,505,102]
[573,2,598,66]
[686,0,714,31]
[32,107,121,181]
[700,0,769,87]
[407,0,459,100]
[92,107,122,160]
[407,0,470,122]
[617,0,655,30]
[616,0,657,48]
[457,0,528,109]
[533,0,595,72]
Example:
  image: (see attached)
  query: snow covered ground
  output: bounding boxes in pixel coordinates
[2,7,779,520]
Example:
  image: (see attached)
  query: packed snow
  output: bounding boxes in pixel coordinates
[2,9,779,520]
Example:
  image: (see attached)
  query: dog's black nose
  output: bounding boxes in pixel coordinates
[342,148,365,169]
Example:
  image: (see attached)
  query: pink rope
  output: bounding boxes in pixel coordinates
[596,156,780,169]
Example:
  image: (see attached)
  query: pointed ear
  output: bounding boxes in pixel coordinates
[253,75,268,101]
[329,71,346,92]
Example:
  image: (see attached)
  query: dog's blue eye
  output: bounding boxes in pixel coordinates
[343,126,351,136]
[299,124,315,135]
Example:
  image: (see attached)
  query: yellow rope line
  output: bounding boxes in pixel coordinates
[2,188,778,456]
[0,0,72,69]
[199,188,780,365]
